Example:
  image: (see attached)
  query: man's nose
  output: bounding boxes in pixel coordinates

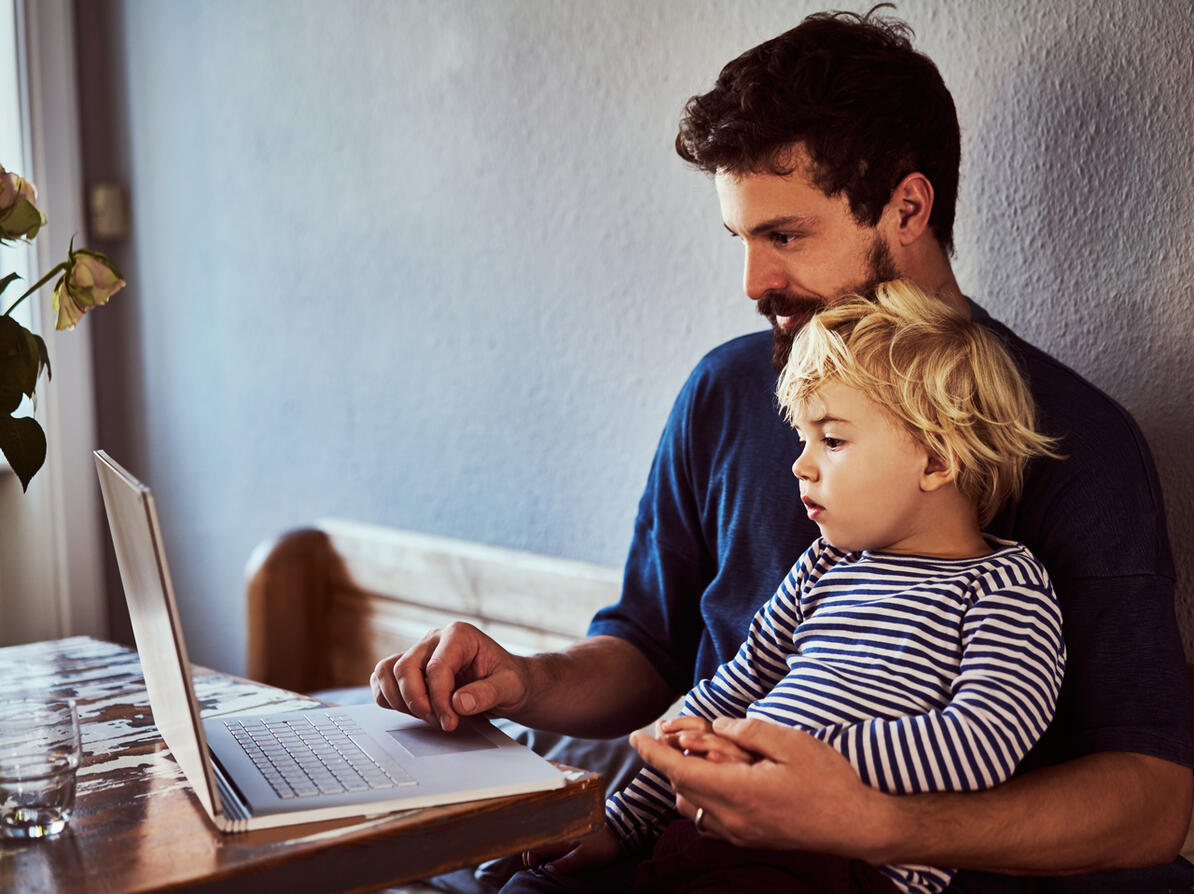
[743,244,787,302]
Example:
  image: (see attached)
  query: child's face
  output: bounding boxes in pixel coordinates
[791,381,935,554]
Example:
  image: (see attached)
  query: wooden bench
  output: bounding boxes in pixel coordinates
[246,518,622,695]
[245,518,1194,880]
[245,518,623,893]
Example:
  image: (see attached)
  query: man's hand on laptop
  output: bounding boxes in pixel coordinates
[371,623,531,732]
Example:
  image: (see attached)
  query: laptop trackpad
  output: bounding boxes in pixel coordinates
[386,725,499,757]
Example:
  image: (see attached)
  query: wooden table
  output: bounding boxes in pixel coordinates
[0,637,603,893]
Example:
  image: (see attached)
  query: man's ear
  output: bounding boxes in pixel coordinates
[888,172,934,247]
[920,450,956,493]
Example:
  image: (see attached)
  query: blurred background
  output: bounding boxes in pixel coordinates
[2,0,1191,676]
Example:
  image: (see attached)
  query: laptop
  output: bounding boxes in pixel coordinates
[93,449,565,832]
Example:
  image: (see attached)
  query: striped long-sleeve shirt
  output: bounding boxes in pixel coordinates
[606,536,1066,894]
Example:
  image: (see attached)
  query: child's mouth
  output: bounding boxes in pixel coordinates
[801,496,824,520]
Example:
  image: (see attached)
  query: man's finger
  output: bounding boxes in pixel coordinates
[423,623,494,730]
[424,652,467,730]
[711,716,799,760]
[522,839,573,869]
[630,728,695,780]
[676,732,750,764]
[451,671,515,718]
[544,842,588,874]
[633,728,759,806]
[391,634,443,724]
[372,652,417,715]
[370,665,394,709]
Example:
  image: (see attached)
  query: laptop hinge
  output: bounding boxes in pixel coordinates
[209,753,252,832]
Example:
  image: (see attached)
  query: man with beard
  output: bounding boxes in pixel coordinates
[373,9,1194,892]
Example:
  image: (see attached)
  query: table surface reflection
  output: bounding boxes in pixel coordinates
[0,637,602,894]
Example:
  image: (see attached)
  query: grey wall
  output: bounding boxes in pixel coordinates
[77,0,1194,676]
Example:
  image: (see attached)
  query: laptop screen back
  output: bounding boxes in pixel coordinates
[94,450,222,817]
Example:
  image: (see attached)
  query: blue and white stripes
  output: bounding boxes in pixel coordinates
[606,537,1065,894]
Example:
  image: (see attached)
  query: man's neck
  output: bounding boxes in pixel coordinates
[930,272,967,316]
[899,237,967,317]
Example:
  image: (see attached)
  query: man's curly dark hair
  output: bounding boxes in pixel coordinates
[676,6,961,254]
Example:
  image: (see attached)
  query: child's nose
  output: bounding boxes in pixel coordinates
[792,454,816,481]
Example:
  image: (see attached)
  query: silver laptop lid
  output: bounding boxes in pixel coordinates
[93,450,224,819]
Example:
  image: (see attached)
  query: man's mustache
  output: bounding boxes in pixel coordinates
[756,292,823,321]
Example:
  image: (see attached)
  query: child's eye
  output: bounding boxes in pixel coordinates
[823,437,844,449]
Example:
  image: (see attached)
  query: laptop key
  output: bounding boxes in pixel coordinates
[226,715,413,798]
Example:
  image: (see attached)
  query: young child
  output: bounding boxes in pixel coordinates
[525,280,1066,894]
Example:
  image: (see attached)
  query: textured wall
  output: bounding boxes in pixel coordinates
[78,0,1194,674]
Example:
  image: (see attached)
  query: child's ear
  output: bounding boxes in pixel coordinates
[920,451,956,493]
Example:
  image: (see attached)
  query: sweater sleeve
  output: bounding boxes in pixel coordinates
[586,362,711,695]
[603,545,819,847]
[815,561,1066,795]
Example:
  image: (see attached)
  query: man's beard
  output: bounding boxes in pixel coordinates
[765,236,899,372]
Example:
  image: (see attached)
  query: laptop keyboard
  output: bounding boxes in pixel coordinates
[224,713,415,800]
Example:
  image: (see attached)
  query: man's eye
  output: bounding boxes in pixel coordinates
[772,232,802,246]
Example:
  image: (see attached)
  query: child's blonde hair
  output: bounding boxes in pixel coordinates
[776,279,1061,526]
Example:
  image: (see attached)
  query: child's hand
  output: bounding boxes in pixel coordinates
[655,715,714,751]
[522,824,622,875]
[653,715,757,764]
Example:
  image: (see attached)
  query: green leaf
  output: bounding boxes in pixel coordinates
[0,271,19,298]
[0,315,28,413]
[0,414,47,491]
[33,332,50,383]
[0,315,42,398]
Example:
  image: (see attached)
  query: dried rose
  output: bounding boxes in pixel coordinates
[2,160,125,492]
[52,244,126,330]
[0,166,46,242]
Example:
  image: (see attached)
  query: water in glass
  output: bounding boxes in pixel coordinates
[0,699,81,838]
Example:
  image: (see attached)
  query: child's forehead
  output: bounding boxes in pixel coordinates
[794,380,877,423]
[794,380,913,437]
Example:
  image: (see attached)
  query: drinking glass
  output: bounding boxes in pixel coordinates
[0,698,82,838]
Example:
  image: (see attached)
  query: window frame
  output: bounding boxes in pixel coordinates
[0,0,107,644]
